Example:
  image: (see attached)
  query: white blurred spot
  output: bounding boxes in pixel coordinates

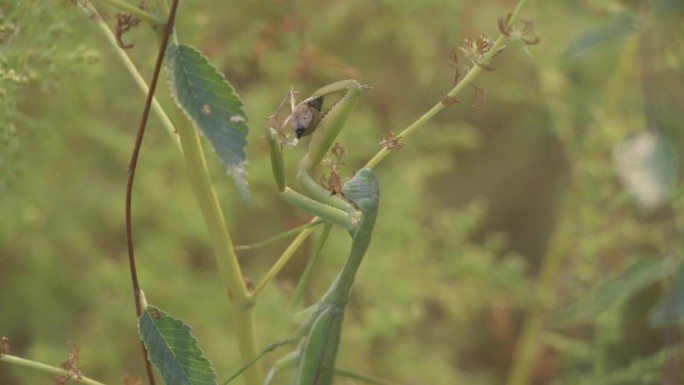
[614,130,678,212]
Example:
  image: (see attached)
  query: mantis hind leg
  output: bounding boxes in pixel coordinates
[296,306,343,385]
[263,305,340,385]
[263,350,301,385]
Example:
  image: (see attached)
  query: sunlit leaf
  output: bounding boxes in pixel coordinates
[656,0,684,11]
[614,130,678,212]
[166,43,250,203]
[558,258,675,327]
[139,306,217,385]
[563,14,636,61]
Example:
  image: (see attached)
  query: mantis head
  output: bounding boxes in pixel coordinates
[342,168,379,213]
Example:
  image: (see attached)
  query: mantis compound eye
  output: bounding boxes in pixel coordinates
[291,96,324,139]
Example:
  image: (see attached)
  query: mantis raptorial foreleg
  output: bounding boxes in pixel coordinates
[226,80,378,385]
[266,79,370,221]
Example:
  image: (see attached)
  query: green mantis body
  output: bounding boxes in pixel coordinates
[253,79,377,385]
[265,169,379,385]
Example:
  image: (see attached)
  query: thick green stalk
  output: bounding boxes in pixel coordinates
[505,201,572,385]
[171,108,262,385]
[84,2,260,384]
[148,12,262,383]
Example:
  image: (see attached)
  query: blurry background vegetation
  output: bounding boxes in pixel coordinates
[1,0,684,384]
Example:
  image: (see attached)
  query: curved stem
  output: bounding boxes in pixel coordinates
[365,0,529,169]
[122,0,179,382]
[0,355,107,385]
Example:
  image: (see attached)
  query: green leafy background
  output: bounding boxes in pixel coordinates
[2,1,684,385]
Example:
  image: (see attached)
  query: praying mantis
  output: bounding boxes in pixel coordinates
[230,79,378,385]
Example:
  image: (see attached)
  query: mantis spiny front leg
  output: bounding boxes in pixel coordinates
[266,80,369,225]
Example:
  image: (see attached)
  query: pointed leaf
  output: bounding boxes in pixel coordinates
[166,43,250,202]
[557,258,674,327]
[649,265,684,327]
[139,306,217,385]
[563,14,635,61]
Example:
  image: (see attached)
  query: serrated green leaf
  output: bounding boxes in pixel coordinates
[166,43,250,203]
[139,305,217,385]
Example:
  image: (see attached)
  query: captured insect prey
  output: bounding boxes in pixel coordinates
[269,81,369,147]
[291,96,324,139]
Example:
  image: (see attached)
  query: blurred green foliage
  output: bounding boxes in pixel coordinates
[1,1,683,385]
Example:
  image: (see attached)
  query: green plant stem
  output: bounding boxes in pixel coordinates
[84,4,261,383]
[234,219,324,251]
[96,0,162,26]
[365,0,529,169]
[81,3,182,152]
[252,219,319,298]
[288,223,333,313]
[335,368,404,385]
[0,355,107,385]
[171,106,262,385]
[122,0,179,382]
[151,0,170,19]
[505,200,573,385]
